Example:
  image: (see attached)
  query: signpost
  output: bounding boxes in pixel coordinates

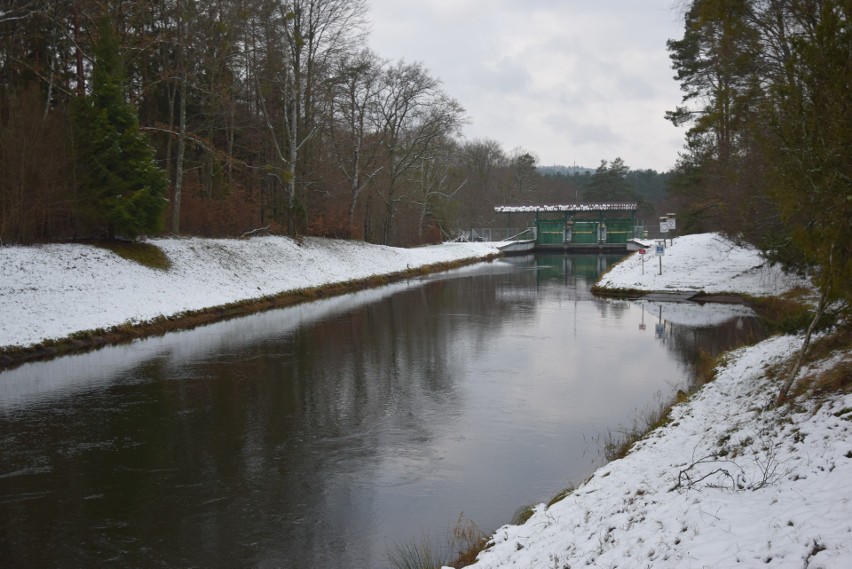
[666,213,676,246]
[655,240,664,275]
[666,213,676,231]
[639,248,646,274]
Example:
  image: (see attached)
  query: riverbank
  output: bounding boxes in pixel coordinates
[459,233,851,568]
[594,232,809,297]
[0,236,500,366]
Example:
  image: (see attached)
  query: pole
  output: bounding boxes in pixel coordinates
[659,255,662,275]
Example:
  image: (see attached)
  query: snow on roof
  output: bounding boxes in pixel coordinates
[494,203,638,213]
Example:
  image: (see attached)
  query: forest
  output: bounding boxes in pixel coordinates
[1,0,848,317]
[0,0,671,248]
[663,0,850,321]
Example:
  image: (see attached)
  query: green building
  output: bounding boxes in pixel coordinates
[494,203,640,250]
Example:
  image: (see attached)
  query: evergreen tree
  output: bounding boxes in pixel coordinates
[72,17,166,239]
[766,0,851,311]
[584,158,634,202]
[665,0,764,235]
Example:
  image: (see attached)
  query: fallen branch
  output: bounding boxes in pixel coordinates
[240,226,271,238]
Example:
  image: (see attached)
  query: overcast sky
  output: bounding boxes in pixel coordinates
[366,0,687,172]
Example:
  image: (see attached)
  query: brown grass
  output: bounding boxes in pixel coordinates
[604,392,681,462]
[762,323,852,400]
[546,485,575,508]
[694,349,722,386]
[745,294,814,334]
[388,513,488,569]
[91,240,172,271]
[447,514,489,568]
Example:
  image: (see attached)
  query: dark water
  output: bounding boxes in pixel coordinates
[0,254,764,568]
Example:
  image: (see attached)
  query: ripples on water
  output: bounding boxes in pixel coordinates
[0,254,764,568]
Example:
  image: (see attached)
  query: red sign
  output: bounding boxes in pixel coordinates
[639,249,646,255]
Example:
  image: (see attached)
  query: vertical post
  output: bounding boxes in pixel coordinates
[655,239,664,275]
[667,213,677,247]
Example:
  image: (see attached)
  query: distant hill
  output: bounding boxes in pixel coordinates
[537,165,594,176]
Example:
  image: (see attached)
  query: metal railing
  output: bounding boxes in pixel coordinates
[454,227,535,242]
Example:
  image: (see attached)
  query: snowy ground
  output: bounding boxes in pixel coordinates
[460,234,852,569]
[463,336,852,569]
[0,236,499,350]
[3,233,849,568]
[597,232,809,296]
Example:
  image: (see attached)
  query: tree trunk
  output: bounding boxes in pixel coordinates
[775,286,829,405]
[171,75,187,234]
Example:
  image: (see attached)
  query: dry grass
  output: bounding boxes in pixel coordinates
[746,294,815,334]
[757,322,852,401]
[511,505,536,526]
[546,485,576,508]
[809,359,852,395]
[448,514,489,568]
[604,391,681,461]
[787,326,852,398]
[388,513,488,569]
[694,349,722,386]
[92,240,172,271]
[805,326,852,363]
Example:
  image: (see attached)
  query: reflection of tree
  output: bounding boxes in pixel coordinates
[660,316,767,389]
[593,298,631,322]
[0,259,555,568]
[1,255,769,567]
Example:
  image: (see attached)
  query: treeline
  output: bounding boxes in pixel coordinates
[0,3,540,245]
[0,1,677,247]
[537,159,671,222]
[665,0,849,312]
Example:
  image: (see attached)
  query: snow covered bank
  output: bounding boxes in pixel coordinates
[597,232,809,295]
[0,237,499,350]
[458,233,851,569]
[463,335,852,568]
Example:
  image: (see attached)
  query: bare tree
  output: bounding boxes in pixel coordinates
[326,48,384,229]
[274,0,367,233]
[372,59,465,245]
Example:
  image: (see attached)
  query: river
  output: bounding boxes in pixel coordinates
[0,253,764,568]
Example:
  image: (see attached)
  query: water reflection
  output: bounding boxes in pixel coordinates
[0,254,763,568]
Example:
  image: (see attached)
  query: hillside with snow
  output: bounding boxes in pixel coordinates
[1,233,848,568]
[0,237,499,350]
[597,232,809,296]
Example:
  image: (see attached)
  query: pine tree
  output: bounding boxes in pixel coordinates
[584,158,634,202]
[72,17,166,239]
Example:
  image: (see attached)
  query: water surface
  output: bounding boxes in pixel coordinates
[0,254,763,567]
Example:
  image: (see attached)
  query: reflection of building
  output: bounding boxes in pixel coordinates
[533,253,625,285]
[494,203,639,252]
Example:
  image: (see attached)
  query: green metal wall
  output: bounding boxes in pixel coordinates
[535,216,636,245]
[604,219,633,243]
[571,221,598,244]
[537,219,565,244]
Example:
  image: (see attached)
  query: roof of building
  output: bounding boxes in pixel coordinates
[494,203,638,213]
